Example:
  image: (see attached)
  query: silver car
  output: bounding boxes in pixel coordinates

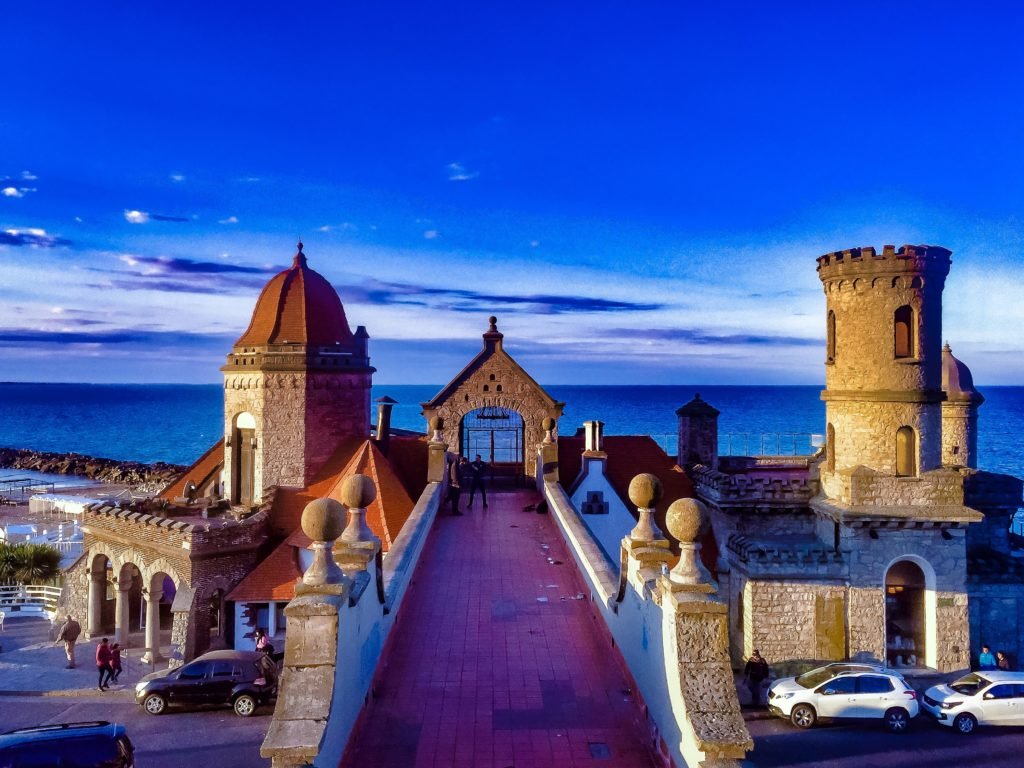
[768,664,919,733]
[922,671,1024,734]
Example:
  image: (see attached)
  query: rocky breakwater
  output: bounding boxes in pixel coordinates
[0,448,185,493]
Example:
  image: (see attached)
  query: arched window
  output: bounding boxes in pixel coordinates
[826,311,836,362]
[232,412,256,505]
[894,305,914,359]
[896,426,917,477]
[826,423,835,472]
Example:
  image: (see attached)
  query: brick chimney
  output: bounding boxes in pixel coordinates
[583,420,604,454]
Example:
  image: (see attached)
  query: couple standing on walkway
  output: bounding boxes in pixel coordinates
[447,454,489,515]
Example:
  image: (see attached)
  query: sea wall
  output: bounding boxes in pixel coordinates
[0,448,183,492]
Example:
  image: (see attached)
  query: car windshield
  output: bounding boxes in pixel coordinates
[795,667,843,689]
[949,673,990,695]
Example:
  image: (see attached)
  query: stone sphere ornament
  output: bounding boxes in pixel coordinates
[628,473,663,510]
[300,497,346,543]
[341,473,377,510]
[665,498,709,545]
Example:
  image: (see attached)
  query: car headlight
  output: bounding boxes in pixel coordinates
[940,701,962,710]
[135,682,149,693]
[778,692,795,700]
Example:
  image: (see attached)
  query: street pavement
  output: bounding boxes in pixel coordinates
[0,616,269,767]
[747,710,1024,767]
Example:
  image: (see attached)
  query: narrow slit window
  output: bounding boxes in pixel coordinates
[894,305,914,359]
[896,426,917,477]
[826,311,836,362]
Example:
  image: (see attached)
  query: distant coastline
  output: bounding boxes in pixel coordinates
[0,447,184,491]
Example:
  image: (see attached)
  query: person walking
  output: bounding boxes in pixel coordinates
[447,455,464,516]
[979,644,997,670]
[95,638,113,691]
[744,649,770,708]
[55,614,82,669]
[997,650,1013,670]
[468,454,489,509]
[109,643,123,683]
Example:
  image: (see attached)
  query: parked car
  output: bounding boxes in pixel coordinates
[0,721,134,768]
[922,671,1024,734]
[768,663,918,733]
[135,649,276,717]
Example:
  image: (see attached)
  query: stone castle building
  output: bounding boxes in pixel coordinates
[59,239,1022,684]
[683,245,1024,672]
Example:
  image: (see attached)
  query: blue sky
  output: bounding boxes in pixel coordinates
[2,2,1023,384]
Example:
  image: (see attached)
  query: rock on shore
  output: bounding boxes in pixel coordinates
[0,447,185,492]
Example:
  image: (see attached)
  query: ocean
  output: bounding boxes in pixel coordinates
[0,383,1022,479]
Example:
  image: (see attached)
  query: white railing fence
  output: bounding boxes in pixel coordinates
[0,583,63,619]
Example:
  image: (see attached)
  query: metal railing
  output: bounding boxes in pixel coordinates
[644,433,824,458]
[0,583,62,617]
[719,433,823,457]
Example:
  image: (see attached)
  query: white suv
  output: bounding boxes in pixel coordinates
[768,663,919,733]
[922,671,1024,733]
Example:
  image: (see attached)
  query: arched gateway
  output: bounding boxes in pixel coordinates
[422,317,564,479]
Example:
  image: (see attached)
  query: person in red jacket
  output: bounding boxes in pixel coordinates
[95,638,113,691]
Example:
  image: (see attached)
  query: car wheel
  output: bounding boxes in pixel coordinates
[884,707,910,733]
[953,713,977,735]
[790,704,816,729]
[143,693,167,715]
[233,693,257,717]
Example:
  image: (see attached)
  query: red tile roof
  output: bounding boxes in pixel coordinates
[158,438,224,501]
[558,436,717,569]
[225,538,302,602]
[234,245,355,347]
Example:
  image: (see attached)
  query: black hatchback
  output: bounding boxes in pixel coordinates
[134,649,276,717]
[0,721,134,768]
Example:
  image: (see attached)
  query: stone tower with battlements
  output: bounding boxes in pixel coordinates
[817,244,951,490]
[221,243,374,506]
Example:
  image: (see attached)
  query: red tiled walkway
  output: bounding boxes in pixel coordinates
[341,490,658,768]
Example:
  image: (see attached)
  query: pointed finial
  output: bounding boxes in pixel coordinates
[297,239,304,253]
[293,239,307,267]
[488,315,498,332]
[943,340,951,353]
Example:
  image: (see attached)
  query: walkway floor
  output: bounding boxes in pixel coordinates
[341,490,657,768]
[0,615,173,697]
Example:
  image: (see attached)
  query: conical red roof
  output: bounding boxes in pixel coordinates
[234,243,354,347]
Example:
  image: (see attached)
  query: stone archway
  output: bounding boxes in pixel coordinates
[884,556,936,669]
[422,317,564,478]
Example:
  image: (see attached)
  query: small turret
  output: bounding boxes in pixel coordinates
[941,343,984,468]
[677,393,720,468]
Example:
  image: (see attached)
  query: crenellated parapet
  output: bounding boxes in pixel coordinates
[691,463,818,511]
[816,244,952,285]
[727,534,847,578]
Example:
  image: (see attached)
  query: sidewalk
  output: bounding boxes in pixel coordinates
[0,615,167,698]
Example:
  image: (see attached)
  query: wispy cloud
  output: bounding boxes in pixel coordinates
[169,173,186,183]
[21,171,37,181]
[339,277,664,315]
[218,215,239,224]
[608,327,819,347]
[447,162,479,182]
[124,209,190,224]
[0,327,235,347]
[319,222,356,233]
[0,228,71,248]
[423,229,441,240]
[117,254,275,276]
[2,184,36,198]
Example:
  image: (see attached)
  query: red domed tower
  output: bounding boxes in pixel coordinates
[221,242,373,506]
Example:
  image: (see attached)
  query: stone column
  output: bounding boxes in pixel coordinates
[268,602,278,639]
[114,584,131,646]
[657,497,751,766]
[538,417,559,486]
[427,417,447,484]
[87,565,105,637]
[622,473,673,577]
[142,589,163,664]
[262,495,352,768]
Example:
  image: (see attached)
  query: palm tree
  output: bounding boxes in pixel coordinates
[0,542,62,584]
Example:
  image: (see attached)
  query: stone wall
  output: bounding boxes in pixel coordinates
[744,579,847,663]
[842,524,970,671]
[967,582,1024,665]
[942,401,978,469]
[822,399,943,484]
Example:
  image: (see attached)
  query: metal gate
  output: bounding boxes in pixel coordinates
[461,407,524,484]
